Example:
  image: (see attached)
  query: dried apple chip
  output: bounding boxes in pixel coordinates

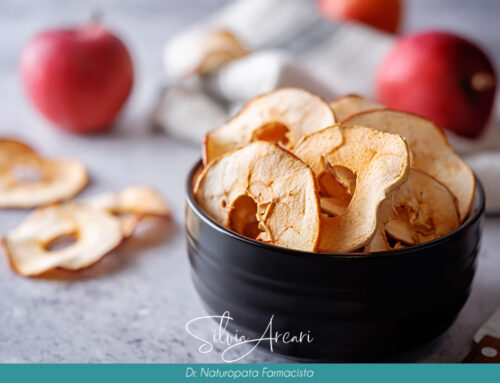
[341,110,474,221]
[329,95,384,122]
[0,139,37,165]
[203,88,335,165]
[165,29,248,78]
[320,196,348,217]
[386,169,460,245]
[293,128,352,217]
[365,169,460,251]
[294,125,409,252]
[87,186,169,217]
[393,242,406,250]
[196,30,249,75]
[195,141,321,251]
[363,198,393,252]
[2,202,122,276]
[86,186,170,236]
[328,164,357,196]
[0,139,88,208]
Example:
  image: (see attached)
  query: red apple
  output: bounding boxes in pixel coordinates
[20,21,133,134]
[317,0,401,34]
[376,31,496,139]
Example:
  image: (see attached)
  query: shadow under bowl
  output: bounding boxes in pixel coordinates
[185,160,485,361]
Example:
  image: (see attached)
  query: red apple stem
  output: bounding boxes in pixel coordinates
[471,72,496,92]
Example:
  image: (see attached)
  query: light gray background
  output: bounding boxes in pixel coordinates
[0,0,499,363]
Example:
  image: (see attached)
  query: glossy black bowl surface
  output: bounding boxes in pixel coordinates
[185,161,485,361]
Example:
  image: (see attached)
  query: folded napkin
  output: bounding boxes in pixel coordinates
[155,0,500,213]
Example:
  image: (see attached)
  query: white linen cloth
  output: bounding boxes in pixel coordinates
[155,0,500,212]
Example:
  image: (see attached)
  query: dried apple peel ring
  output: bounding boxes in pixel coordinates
[3,202,122,276]
[364,197,394,252]
[196,30,249,75]
[0,139,88,209]
[386,169,460,245]
[341,110,474,221]
[86,186,170,237]
[195,141,321,251]
[203,88,335,165]
[366,169,460,251]
[294,125,410,253]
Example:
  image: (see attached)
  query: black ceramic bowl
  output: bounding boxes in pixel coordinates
[185,161,485,361]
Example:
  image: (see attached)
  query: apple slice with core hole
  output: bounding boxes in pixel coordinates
[294,125,409,252]
[203,88,335,165]
[0,139,88,208]
[3,202,122,276]
[195,141,321,251]
[366,169,460,251]
[341,110,474,221]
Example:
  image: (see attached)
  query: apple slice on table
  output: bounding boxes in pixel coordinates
[0,139,88,208]
[3,202,123,277]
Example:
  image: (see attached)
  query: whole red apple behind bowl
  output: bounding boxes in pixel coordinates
[316,0,401,34]
[20,20,134,134]
[376,31,497,139]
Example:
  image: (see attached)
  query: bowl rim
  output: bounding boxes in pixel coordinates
[186,159,485,260]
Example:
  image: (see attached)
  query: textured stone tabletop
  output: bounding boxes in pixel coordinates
[0,0,499,363]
